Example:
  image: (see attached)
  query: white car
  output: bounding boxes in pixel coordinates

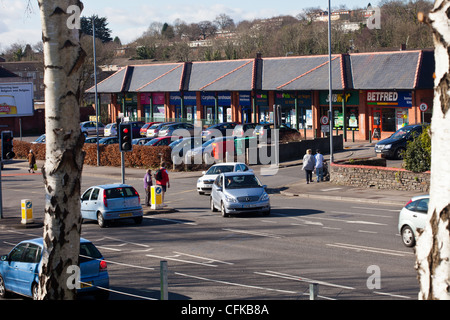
[80,121,105,136]
[104,123,117,136]
[197,162,252,195]
[398,195,429,247]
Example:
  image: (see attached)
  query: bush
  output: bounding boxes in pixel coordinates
[403,126,431,173]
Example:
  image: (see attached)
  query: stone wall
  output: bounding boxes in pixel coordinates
[330,162,430,192]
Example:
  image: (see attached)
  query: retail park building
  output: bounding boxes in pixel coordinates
[88,50,435,141]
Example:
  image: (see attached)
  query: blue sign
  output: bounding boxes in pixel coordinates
[239,91,251,106]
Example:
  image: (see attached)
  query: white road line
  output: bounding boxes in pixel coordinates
[222,228,282,239]
[373,291,412,299]
[172,251,234,265]
[352,206,400,212]
[358,230,378,234]
[331,210,392,219]
[175,272,297,294]
[326,243,414,257]
[144,216,198,226]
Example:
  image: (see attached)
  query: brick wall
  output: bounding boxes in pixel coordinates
[330,162,430,192]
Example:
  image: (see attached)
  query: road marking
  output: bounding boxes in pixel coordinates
[331,210,392,219]
[173,251,234,265]
[346,220,387,226]
[256,270,355,291]
[352,206,400,212]
[175,272,297,294]
[223,228,282,239]
[144,216,198,226]
[358,230,378,234]
[373,291,412,299]
[326,243,414,257]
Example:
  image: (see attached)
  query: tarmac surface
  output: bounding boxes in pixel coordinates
[1,141,425,229]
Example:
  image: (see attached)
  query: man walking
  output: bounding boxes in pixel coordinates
[155,162,170,207]
[143,169,152,206]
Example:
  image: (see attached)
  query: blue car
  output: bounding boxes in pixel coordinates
[0,238,109,300]
[81,184,144,228]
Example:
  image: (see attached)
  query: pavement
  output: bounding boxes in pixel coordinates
[1,141,424,229]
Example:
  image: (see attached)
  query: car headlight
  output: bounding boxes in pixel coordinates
[260,192,269,201]
[384,144,392,150]
[224,194,238,203]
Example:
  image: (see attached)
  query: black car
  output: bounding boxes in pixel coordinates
[253,123,300,143]
[374,124,425,159]
[202,122,238,139]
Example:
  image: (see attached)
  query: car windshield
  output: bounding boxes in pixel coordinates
[105,187,137,199]
[225,175,261,189]
[206,165,234,175]
[390,127,413,140]
[145,138,160,146]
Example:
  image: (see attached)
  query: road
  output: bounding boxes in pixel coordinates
[0,163,419,300]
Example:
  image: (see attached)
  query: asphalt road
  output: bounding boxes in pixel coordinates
[0,163,418,300]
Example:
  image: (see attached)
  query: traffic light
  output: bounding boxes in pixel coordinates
[1,131,15,160]
[119,123,133,152]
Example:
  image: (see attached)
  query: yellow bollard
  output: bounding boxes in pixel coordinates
[21,199,34,224]
[151,186,163,210]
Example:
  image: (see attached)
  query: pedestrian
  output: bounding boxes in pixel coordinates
[143,169,152,207]
[302,149,315,184]
[155,162,170,206]
[28,149,36,173]
[314,149,324,182]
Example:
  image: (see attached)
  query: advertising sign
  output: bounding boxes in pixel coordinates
[366,91,412,108]
[0,83,34,117]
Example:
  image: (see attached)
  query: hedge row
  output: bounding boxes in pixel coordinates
[12,140,173,169]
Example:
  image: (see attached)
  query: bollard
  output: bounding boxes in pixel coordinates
[151,186,163,210]
[21,199,34,225]
[309,283,318,300]
[160,261,168,300]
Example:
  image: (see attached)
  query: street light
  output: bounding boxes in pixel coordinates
[328,0,334,163]
[92,15,100,167]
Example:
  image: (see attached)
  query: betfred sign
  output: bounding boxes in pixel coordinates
[367,91,412,108]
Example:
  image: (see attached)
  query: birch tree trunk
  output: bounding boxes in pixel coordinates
[416,0,450,300]
[38,0,86,300]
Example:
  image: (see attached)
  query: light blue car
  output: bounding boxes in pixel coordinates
[210,172,270,217]
[81,184,144,228]
[0,238,109,300]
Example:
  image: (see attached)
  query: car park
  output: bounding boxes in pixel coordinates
[144,136,174,147]
[0,238,109,300]
[197,162,252,195]
[185,136,235,164]
[158,122,196,137]
[146,122,176,138]
[210,172,270,217]
[81,184,143,228]
[170,137,204,163]
[202,122,238,139]
[398,195,429,247]
[374,124,425,160]
[98,137,118,145]
[80,121,105,136]
[232,123,258,138]
[140,122,160,136]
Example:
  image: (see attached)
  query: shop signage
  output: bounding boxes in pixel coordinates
[319,91,359,106]
[170,92,198,106]
[255,92,269,106]
[217,92,231,106]
[140,93,165,105]
[366,91,412,108]
[275,91,311,107]
[0,83,34,117]
[201,92,216,106]
[239,91,251,106]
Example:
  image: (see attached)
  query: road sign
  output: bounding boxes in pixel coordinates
[320,115,329,125]
[419,103,429,112]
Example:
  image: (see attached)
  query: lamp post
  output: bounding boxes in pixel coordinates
[92,15,100,166]
[327,0,334,163]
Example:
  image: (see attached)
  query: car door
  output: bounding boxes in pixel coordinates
[411,198,429,231]
[80,188,94,220]
[211,175,223,208]
[3,243,28,294]
[14,244,41,296]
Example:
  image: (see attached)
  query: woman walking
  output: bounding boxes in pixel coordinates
[302,149,315,184]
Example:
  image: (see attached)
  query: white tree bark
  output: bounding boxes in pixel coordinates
[416,0,450,300]
[38,0,86,300]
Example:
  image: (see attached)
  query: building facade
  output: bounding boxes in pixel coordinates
[88,50,434,141]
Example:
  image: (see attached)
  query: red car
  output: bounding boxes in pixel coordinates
[140,122,161,136]
[143,136,174,146]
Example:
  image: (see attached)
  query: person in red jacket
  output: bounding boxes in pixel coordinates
[155,162,170,207]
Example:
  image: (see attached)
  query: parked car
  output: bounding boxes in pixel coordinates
[232,123,258,138]
[398,195,429,247]
[132,137,154,145]
[125,121,145,138]
[32,134,46,144]
[374,124,425,160]
[158,122,197,137]
[0,237,109,300]
[197,162,252,195]
[98,137,118,145]
[80,121,105,136]
[146,122,176,138]
[202,122,238,139]
[210,172,270,217]
[170,137,204,164]
[140,122,160,136]
[81,184,143,228]
[144,136,174,147]
[185,136,235,164]
[253,123,300,143]
[104,123,117,137]
[85,137,99,144]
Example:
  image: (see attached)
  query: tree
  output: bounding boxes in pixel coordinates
[416,1,450,300]
[81,15,113,43]
[37,0,86,300]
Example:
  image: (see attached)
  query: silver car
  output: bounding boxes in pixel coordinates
[398,195,429,247]
[210,172,270,217]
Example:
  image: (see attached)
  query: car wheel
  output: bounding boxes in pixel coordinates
[395,148,405,160]
[401,226,416,247]
[210,197,217,212]
[0,274,8,299]
[262,208,271,216]
[32,283,39,300]
[221,202,229,218]
[97,212,107,228]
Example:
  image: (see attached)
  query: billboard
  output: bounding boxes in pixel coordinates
[0,83,34,117]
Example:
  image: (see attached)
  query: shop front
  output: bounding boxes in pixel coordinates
[170,92,198,121]
[140,92,166,122]
[255,91,270,123]
[367,91,412,140]
[274,91,313,131]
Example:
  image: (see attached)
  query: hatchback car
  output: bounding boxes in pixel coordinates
[146,122,176,138]
[80,121,105,136]
[185,136,235,164]
[253,123,300,143]
[144,136,174,147]
[170,137,204,164]
[140,122,160,136]
[202,122,238,139]
[398,195,429,247]
[197,162,252,195]
[232,123,258,138]
[0,238,109,300]
[158,122,197,137]
[98,137,118,145]
[81,184,143,228]
[374,124,424,159]
[104,123,117,137]
[210,172,270,217]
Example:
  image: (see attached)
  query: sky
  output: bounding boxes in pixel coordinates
[0,0,376,51]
